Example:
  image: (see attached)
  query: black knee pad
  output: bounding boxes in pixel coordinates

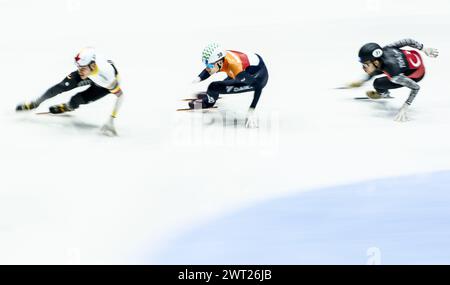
[208,81,220,92]
[68,95,86,110]
[207,83,221,100]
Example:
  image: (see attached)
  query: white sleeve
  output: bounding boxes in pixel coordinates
[89,58,119,91]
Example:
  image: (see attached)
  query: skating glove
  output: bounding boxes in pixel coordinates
[245,108,258,128]
[348,81,364,88]
[101,116,118,136]
[394,103,410,122]
[422,47,439,58]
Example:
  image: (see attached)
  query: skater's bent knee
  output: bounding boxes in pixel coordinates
[69,96,85,109]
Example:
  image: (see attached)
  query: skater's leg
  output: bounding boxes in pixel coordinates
[68,85,110,110]
[49,85,110,114]
[36,71,84,105]
[372,75,424,99]
[197,77,254,108]
[373,76,403,95]
[16,71,84,111]
[193,57,269,110]
[208,78,253,98]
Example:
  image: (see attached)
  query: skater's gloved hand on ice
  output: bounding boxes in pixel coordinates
[102,92,123,136]
[422,47,439,58]
[101,116,118,136]
[245,108,259,128]
[394,103,410,122]
[192,77,201,84]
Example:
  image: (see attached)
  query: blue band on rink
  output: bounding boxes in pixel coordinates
[154,171,450,265]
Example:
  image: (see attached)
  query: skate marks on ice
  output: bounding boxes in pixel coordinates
[356,99,418,120]
[176,106,218,112]
[176,92,261,128]
[353,96,395,100]
[334,90,417,120]
[171,107,280,154]
[176,108,250,128]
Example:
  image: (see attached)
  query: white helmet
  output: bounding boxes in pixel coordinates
[74,47,96,67]
[202,43,226,66]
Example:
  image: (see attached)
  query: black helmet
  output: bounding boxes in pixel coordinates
[358,43,383,63]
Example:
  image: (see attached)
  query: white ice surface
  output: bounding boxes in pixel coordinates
[0,0,449,264]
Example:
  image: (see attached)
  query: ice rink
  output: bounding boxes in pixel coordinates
[0,0,449,264]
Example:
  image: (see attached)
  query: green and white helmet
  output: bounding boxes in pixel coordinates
[202,43,226,66]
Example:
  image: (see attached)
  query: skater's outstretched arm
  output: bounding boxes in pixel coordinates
[385,39,424,50]
[101,85,123,136]
[386,39,439,57]
[244,90,263,128]
[193,69,211,83]
[110,89,124,118]
[391,74,420,106]
[347,71,382,88]
[249,89,262,110]
[391,74,421,122]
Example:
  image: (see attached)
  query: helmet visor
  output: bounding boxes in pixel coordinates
[75,62,87,68]
[204,60,215,69]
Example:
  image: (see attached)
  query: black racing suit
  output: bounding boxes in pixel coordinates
[35,66,118,110]
[197,55,269,109]
[367,39,426,105]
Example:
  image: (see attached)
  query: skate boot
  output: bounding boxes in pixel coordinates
[49,103,73,114]
[366,90,392,99]
[188,93,216,109]
[188,99,217,110]
[16,101,38,112]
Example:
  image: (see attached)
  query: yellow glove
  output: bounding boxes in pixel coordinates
[348,81,364,88]
[366,90,382,99]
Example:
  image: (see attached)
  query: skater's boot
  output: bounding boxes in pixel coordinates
[188,99,216,109]
[16,101,38,112]
[366,90,391,99]
[188,93,216,109]
[49,103,73,114]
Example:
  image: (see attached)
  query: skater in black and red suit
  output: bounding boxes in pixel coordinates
[348,39,438,122]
